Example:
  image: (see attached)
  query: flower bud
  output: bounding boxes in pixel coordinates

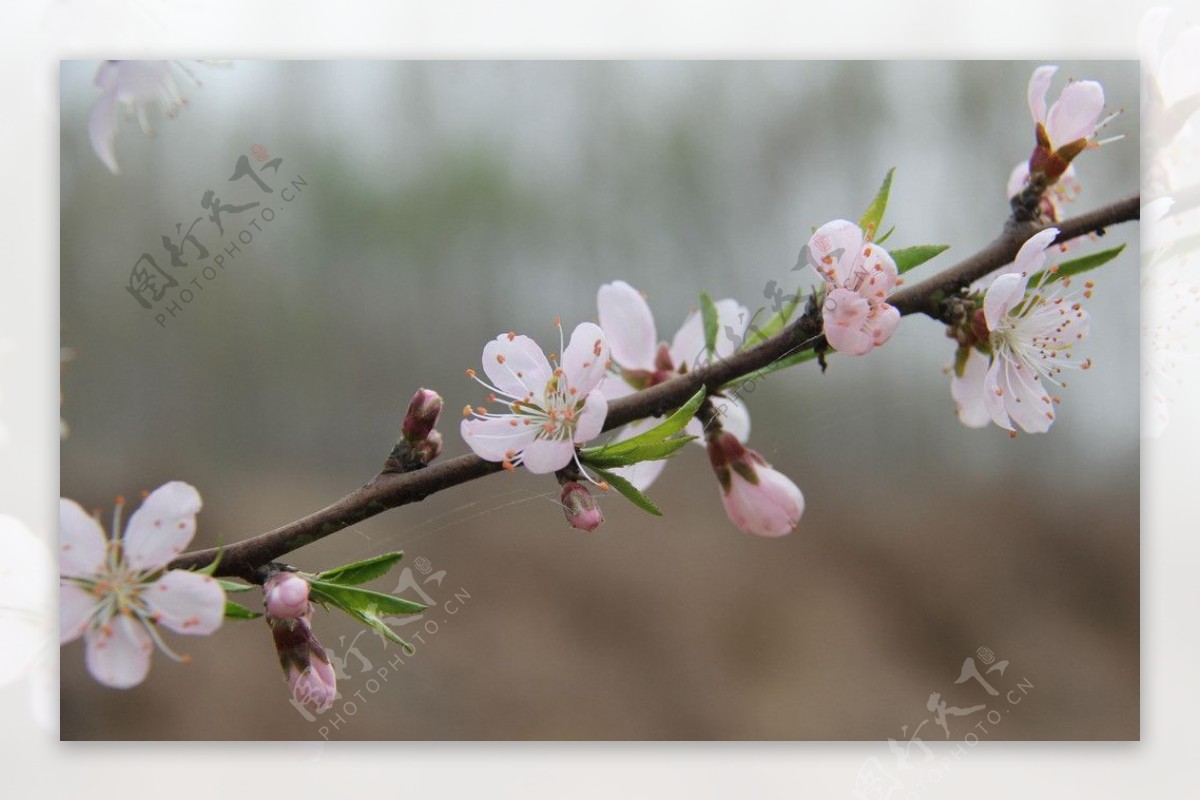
[706,431,804,537]
[410,428,443,465]
[269,610,337,713]
[263,571,310,620]
[561,481,604,532]
[401,388,444,444]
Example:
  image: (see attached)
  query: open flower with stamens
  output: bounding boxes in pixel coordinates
[807,219,900,356]
[951,228,1094,434]
[461,321,610,474]
[596,280,750,489]
[59,482,225,689]
[1025,65,1120,186]
[88,60,201,174]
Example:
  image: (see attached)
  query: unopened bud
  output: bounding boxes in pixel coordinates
[706,431,804,538]
[402,388,444,443]
[263,571,310,620]
[561,481,604,532]
[268,610,337,713]
[410,429,443,464]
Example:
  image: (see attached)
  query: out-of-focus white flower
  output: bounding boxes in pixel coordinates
[88,60,200,174]
[0,515,55,731]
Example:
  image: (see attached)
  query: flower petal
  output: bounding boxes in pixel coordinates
[1007,161,1031,200]
[572,391,608,445]
[59,499,108,579]
[597,373,637,402]
[950,347,992,429]
[520,438,575,474]
[822,287,873,356]
[857,244,898,299]
[560,322,610,396]
[60,583,96,645]
[720,464,804,538]
[1046,80,1105,146]
[87,92,120,174]
[597,281,657,371]
[609,417,670,491]
[1012,227,1059,276]
[1001,358,1054,434]
[84,613,153,689]
[143,570,225,636]
[712,299,749,361]
[669,309,706,371]
[806,219,863,288]
[482,333,553,402]
[982,357,1014,431]
[1027,65,1057,124]
[983,272,1030,331]
[122,481,203,572]
[707,395,751,443]
[460,415,539,462]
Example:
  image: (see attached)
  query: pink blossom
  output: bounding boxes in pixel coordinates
[706,431,804,537]
[59,482,225,689]
[560,481,604,532]
[263,572,311,620]
[461,322,609,474]
[807,220,900,356]
[270,608,337,713]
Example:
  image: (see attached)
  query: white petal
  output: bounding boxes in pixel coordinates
[482,333,554,402]
[1012,227,1059,276]
[983,272,1030,331]
[59,583,96,645]
[1001,359,1054,434]
[560,322,610,396]
[610,459,667,492]
[982,358,1014,431]
[597,373,637,402]
[857,245,898,299]
[572,391,608,445]
[1046,80,1105,146]
[669,309,706,372]
[1006,161,1030,200]
[1027,65,1057,124]
[950,348,992,429]
[597,281,657,371]
[84,613,153,689]
[822,288,873,356]
[520,438,575,474]
[122,481,203,572]
[87,92,120,174]
[460,415,539,462]
[1158,25,1200,107]
[708,395,751,443]
[59,499,108,579]
[867,303,901,347]
[0,515,51,611]
[806,219,864,287]
[143,570,225,636]
[669,298,749,368]
[712,299,750,361]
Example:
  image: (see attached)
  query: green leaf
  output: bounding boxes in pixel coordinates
[316,552,405,586]
[890,244,950,274]
[308,579,428,616]
[580,387,706,462]
[217,579,254,593]
[224,600,262,620]
[744,293,803,348]
[875,225,896,245]
[859,167,895,239]
[195,549,223,577]
[1030,244,1125,285]
[735,348,820,382]
[579,435,695,469]
[699,292,719,358]
[593,467,663,516]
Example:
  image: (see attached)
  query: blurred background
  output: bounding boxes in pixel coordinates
[58,61,1138,740]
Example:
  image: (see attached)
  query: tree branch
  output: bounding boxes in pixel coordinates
[170,194,1140,580]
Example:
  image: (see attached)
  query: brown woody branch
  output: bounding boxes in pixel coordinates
[170,194,1140,581]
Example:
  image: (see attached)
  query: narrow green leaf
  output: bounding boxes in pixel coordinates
[875,225,896,245]
[217,579,254,593]
[593,467,663,516]
[859,167,896,239]
[224,600,262,620]
[1030,244,1126,285]
[744,293,803,348]
[580,436,696,469]
[308,579,428,616]
[340,605,415,652]
[195,549,223,576]
[580,387,706,460]
[890,244,950,274]
[731,348,820,383]
[699,292,719,358]
[316,551,405,586]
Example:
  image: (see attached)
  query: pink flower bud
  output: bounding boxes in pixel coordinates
[706,431,804,537]
[402,387,444,443]
[410,428,443,464]
[561,481,604,532]
[269,610,337,713]
[289,658,337,714]
[263,571,310,620]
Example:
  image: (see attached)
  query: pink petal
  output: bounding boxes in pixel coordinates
[822,287,873,356]
[857,245,898,298]
[572,391,608,445]
[460,415,539,462]
[60,583,96,645]
[143,570,225,636]
[1012,227,1059,276]
[720,465,804,538]
[807,219,863,287]
[560,322,609,396]
[87,92,120,174]
[868,302,901,347]
[59,498,108,579]
[1027,65,1057,124]
[983,272,1030,331]
[482,333,553,402]
[1046,80,1105,146]
[597,281,657,371]
[519,438,575,474]
[84,613,153,689]
[122,481,202,572]
[950,347,992,429]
